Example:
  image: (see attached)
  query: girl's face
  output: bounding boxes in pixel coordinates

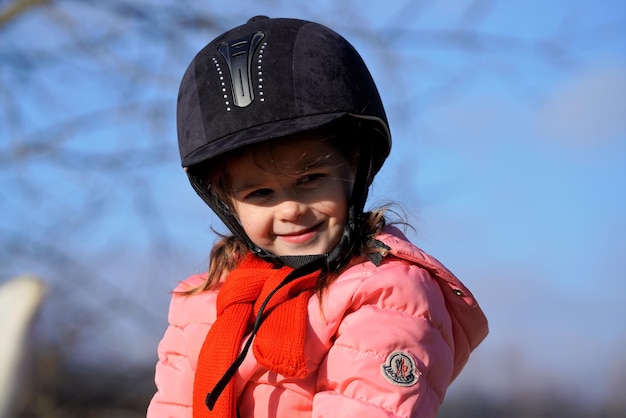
[226,135,355,257]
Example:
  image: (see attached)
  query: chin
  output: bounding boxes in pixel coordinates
[272,243,332,257]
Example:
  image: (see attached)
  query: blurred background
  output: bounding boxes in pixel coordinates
[1,0,625,416]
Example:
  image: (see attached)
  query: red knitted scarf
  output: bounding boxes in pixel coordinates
[192,253,322,417]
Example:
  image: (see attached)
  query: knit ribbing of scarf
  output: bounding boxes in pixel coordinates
[192,253,321,417]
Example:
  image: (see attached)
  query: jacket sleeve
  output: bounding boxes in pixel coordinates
[312,260,455,418]
[147,278,216,418]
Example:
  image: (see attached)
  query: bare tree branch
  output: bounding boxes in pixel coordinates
[0,0,49,28]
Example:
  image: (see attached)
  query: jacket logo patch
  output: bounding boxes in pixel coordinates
[381,351,420,387]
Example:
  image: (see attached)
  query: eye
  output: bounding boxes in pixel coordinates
[297,173,325,187]
[244,188,273,200]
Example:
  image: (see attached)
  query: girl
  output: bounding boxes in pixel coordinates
[148,16,488,418]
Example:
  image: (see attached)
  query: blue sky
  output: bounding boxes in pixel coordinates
[1,0,625,408]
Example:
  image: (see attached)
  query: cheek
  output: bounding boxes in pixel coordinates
[236,204,272,238]
[321,187,350,222]
[232,205,254,230]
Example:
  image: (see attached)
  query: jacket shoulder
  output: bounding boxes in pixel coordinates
[377,226,489,380]
[168,273,219,327]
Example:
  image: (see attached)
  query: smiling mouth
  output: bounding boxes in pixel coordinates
[278,225,320,244]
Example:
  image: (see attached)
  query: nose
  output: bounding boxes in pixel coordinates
[276,198,307,222]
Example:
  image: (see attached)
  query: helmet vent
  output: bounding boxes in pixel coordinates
[217,31,265,108]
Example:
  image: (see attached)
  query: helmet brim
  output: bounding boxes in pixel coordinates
[182,112,390,176]
[182,112,348,168]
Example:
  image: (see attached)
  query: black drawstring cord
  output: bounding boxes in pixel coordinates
[205,255,326,411]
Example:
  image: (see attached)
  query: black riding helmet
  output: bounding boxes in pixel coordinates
[178,16,391,269]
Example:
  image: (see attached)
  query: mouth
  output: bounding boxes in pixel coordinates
[277,224,320,244]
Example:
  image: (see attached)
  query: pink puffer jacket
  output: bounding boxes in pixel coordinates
[147,226,488,417]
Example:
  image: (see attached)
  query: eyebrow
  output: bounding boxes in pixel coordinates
[232,181,262,195]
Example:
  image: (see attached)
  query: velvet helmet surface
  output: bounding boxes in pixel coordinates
[177,16,392,266]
